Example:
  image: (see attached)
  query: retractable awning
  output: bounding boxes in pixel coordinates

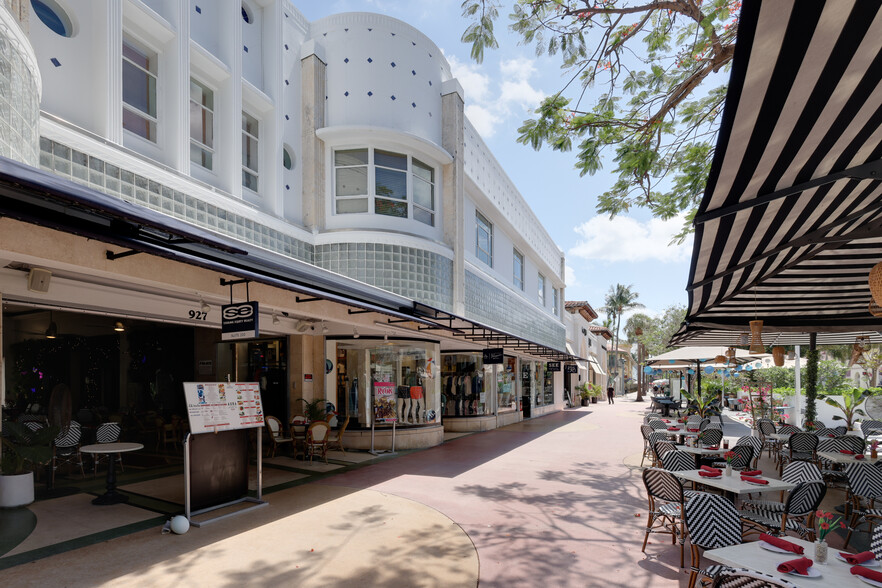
[676,0,882,344]
[587,357,605,376]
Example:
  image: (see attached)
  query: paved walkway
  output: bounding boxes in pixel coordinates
[4,396,832,587]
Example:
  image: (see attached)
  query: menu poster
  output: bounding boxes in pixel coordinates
[183,382,265,433]
[373,381,398,423]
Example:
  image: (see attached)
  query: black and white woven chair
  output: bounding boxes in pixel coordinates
[870,523,882,561]
[662,449,698,472]
[712,445,753,471]
[641,424,655,467]
[845,462,882,547]
[733,436,763,470]
[699,418,712,431]
[649,419,671,431]
[653,440,678,468]
[863,420,882,438]
[687,415,703,428]
[817,436,862,488]
[710,568,798,588]
[741,461,822,517]
[642,467,690,568]
[740,481,826,541]
[684,491,743,588]
[813,427,838,438]
[756,419,777,458]
[778,432,818,475]
[92,422,123,476]
[52,420,84,484]
[777,425,801,435]
[698,428,723,448]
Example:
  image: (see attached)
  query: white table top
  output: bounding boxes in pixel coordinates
[672,469,796,495]
[705,537,873,587]
[677,445,728,456]
[80,442,144,454]
[818,451,880,465]
[769,433,794,441]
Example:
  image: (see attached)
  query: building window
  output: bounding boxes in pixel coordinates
[241,111,259,192]
[538,273,546,306]
[476,211,492,266]
[333,148,436,224]
[283,146,294,170]
[513,249,524,290]
[553,287,560,316]
[241,2,253,23]
[189,79,214,170]
[31,0,74,37]
[122,37,157,142]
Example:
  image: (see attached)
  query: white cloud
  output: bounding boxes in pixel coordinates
[447,53,545,138]
[565,264,577,288]
[569,214,692,264]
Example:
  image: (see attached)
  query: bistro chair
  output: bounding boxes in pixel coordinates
[710,569,798,588]
[291,420,309,459]
[813,427,838,438]
[52,420,84,484]
[646,431,670,466]
[816,436,863,488]
[327,415,350,454]
[698,418,711,432]
[777,424,801,435]
[264,416,293,458]
[756,419,777,458]
[92,422,123,476]
[870,524,882,561]
[653,440,678,468]
[644,414,663,422]
[741,461,823,518]
[649,419,670,431]
[684,492,744,588]
[662,449,697,473]
[642,468,690,568]
[845,462,882,547]
[305,421,330,463]
[863,420,882,438]
[740,481,826,541]
[712,445,752,471]
[734,436,763,470]
[698,428,723,448]
[640,425,655,467]
[778,432,818,475]
[686,415,703,429]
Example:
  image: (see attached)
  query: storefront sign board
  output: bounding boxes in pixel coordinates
[221,301,259,340]
[482,348,504,364]
[373,381,398,422]
[547,361,561,372]
[183,382,265,433]
[564,363,578,374]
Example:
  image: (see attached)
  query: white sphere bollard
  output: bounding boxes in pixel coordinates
[170,515,190,534]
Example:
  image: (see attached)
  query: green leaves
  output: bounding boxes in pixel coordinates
[460,1,500,63]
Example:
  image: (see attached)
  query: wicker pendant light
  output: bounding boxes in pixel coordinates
[772,346,785,367]
[749,320,764,354]
[870,261,882,306]
[714,354,727,364]
[850,336,870,367]
[870,300,882,317]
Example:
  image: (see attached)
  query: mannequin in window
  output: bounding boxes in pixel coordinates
[397,385,410,424]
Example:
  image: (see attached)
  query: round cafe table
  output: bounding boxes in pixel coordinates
[79,442,143,505]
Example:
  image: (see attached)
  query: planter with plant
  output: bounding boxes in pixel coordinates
[819,388,869,431]
[295,398,329,422]
[576,384,590,406]
[0,422,58,508]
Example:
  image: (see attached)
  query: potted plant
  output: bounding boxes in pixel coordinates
[819,388,869,431]
[588,383,603,404]
[0,422,58,508]
[576,384,590,406]
[295,398,328,422]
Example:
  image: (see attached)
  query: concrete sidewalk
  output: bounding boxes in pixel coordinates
[0,399,688,587]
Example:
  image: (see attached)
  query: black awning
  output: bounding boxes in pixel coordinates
[680,0,882,342]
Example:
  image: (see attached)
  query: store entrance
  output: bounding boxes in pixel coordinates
[218,339,288,425]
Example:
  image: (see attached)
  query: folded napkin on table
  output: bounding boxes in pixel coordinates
[687,428,700,432]
[852,566,882,582]
[856,454,866,460]
[662,419,670,423]
[776,557,813,575]
[828,434,836,437]
[741,470,762,476]
[667,427,680,431]
[840,449,856,455]
[741,475,768,485]
[840,551,875,565]
[700,466,722,473]
[704,445,719,450]
[760,533,803,554]
[699,470,722,478]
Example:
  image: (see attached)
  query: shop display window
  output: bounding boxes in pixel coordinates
[543,363,554,405]
[521,361,532,407]
[497,356,518,413]
[333,340,437,427]
[441,353,488,417]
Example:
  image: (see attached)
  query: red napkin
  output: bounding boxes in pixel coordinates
[840,551,875,565]
[741,470,762,476]
[776,557,813,575]
[840,449,856,455]
[704,445,719,450]
[760,533,803,554]
[668,427,680,431]
[741,475,768,484]
[699,470,722,478]
[828,434,836,438]
[687,428,700,432]
[662,419,670,423]
[701,466,722,473]
[852,566,882,582]
[856,454,865,460]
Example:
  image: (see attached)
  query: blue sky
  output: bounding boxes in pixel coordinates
[297,0,695,320]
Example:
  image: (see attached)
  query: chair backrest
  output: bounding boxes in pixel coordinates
[728,445,753,470]
[783,481,826,517]
[781,460,822,484]
[756,419,777,436]
[699,417,711,431]
[686,414,702,424]
[789,432,818,454]
[54,420,81,447]
[641,424,654,440]
[837,435,866,454]
[266,416,283,438]
[777,424,801,435]
[661,450,695,472]
[711,568,798,588]
[684,492,743,550]
[653,440,677,462]
[644,414,662,422]
[704,422,723,431]
[336,415,350,435]
[698,428,723,447]
[863,420,882,436]
[832,425,848,436]
[96,422,121,443]
[870,523,882,561]
[649,419,669,431]
[308,421,330,443]
[291,416,308,424]
[23,421,45,433]
[643,467,684,504]
[735,436,762,455]
[813,427,838,438]
[648,431,669,447]
[847,462,882,500]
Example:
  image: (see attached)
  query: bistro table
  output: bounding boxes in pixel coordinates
[705,536,871,587]
[818,451,881,465]
[652,397,678,417]
[671,469,796,499]
[80,442,143,505]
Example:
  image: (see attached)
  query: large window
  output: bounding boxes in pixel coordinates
[333,148,436,225]
[241,112,259,192]
[441,353,489,417]
[513,249,524,290]
[476,211,493,266]
[538,273,546,306]
[122,37,157,142]
[189,79,214,171]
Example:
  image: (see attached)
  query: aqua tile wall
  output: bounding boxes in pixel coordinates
[465,270,566,350]
[0,18,40,166]
[315,243,453,310]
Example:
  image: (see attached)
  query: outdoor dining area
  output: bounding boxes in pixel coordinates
[639,410,882,587]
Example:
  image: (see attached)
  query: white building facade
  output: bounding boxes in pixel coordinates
[0,0,573,448]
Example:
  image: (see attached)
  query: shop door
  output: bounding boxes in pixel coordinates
[217,339,288,424]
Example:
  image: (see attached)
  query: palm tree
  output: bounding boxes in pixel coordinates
[603,284,644,400]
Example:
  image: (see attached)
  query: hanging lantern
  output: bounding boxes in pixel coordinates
[869,261,882,306]
[870,300,882,317]
[726,347,736,360]
[714,354,727,364]
[739,333,750,346]
[704,366,714,374]
[687,369,695,375]
[643,366,653,374]
[850,336,870,367]
[772,346,785,367]
[749,320,764,353]
[745,364,753,371]
[735,365,742,372]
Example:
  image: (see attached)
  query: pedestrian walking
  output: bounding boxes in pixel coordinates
[607,386,615,404]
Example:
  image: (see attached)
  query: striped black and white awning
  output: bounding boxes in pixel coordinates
[675,0,882,345]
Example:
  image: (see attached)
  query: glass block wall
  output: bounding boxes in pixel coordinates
[0,10,40,166]
[465,270,566,350]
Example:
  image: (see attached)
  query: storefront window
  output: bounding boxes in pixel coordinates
[521,361,532,407]
[543,364,554,405]
[441,353,488,416]
[533,362,544,406]
[497,356,517,413]
[333,340,436,427]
